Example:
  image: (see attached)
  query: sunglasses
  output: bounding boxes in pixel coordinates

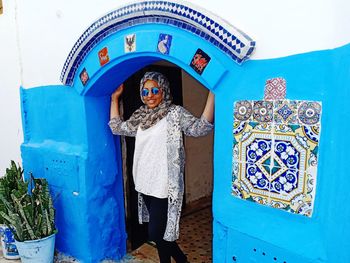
[141,87,161,97]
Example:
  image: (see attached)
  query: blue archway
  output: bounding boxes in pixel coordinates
[22,1,255,262]
[20,1,350,263]
[61,1,255,261]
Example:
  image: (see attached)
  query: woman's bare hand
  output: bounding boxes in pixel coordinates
[202,91,214,123]
[110,84,124,119]
[111,84,124,102]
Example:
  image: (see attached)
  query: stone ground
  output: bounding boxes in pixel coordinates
[0,199,212,263]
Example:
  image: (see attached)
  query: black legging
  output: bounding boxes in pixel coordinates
[143,194,188,263]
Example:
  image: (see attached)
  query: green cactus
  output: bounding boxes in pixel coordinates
[0,161,57,241]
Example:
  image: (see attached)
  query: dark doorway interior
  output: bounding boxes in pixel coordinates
[120,64,183,250]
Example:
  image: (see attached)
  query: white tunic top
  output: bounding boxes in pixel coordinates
[133,117,168,198]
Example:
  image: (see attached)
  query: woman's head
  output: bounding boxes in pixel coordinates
[140,71,172,109]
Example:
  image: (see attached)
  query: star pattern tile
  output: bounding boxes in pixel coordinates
[232,97,322,217]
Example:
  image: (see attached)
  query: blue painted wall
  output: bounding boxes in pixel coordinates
[20,87,126,262]
[20,20,350,262]
[213,44,350,263]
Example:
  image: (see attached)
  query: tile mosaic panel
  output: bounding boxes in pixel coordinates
[264,77,286,101]
[232,98,321,217]
[60,0,255,85]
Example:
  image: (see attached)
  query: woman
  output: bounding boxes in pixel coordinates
[109,71,214,263]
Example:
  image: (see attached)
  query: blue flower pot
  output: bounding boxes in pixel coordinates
[15,233,56,263]
[0,225,20,259]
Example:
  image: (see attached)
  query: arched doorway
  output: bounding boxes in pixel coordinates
[116,60,214,261]
[21,1,254,262]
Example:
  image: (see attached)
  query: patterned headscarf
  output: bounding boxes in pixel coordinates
[127,72,173,130]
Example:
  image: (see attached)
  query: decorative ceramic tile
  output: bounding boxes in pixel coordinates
[232,98,321,217]
[264,77,286,101]
[272,137,306,171]
[243,135,273,165]
[233,120,272,163]
[297,101,322,125]
[124,34,136,52]
[253,101,273,122]
[157,34,172,54]
[273,123,320,171]
[269,168,317,217]
[190,49,211,75]
[60,1,255,85]
[79,68,89,86]
[234,100,253,121]
[232,161,270,206]
[301,124,320,144]
[273,100,298,124]
[269,168,300,197]
[98,47,110,66]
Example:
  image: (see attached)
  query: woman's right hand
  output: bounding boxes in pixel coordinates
[110,84,124,119]
[111,84,124,102]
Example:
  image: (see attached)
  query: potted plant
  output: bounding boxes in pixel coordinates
[0,161,57,263]
[0,160,22,259]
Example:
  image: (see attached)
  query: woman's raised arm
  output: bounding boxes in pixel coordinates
[110,84,124,120]
[202,91,214,123]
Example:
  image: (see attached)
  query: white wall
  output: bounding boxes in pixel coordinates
[0,0,22,176]
[195,0,349,58]
[16,0,350,88]
[1,0,350,174]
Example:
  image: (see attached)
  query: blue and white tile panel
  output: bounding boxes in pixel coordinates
[60,0,256,86]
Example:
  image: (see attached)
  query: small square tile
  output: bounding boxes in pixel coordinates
[190,48,211,75]
[243,135,273,165]
[269,168,300,196]
[272,138,304,170]
[234,100,253,121]
[79,68,89,86]
[233,121,273,163]
[297,101,322,125]
[98,47,110,66]
[232,161,270,206]
[124,33,136,52]
[157,33,172,54]
[273,100,298,124]
[269,168,316,217]
[253,101,273,122]
[264,77,286,101]
[273,123,320,172]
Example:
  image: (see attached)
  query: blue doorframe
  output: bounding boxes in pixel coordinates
[21,1,254,261]
[69,22,240,262]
